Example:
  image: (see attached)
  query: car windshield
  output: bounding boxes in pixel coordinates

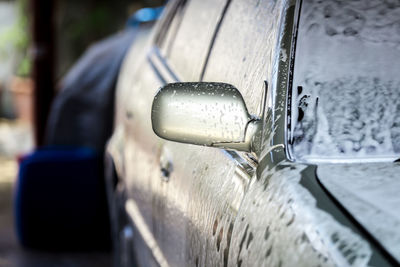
[289,0,400,162]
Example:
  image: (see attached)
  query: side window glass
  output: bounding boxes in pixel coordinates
[202,0,283,116]
[163,0,229,81]
[155,0,188,54]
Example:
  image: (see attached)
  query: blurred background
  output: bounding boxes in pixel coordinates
[0,0,163,266]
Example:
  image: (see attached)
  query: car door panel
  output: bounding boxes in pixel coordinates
[156,142,250,266]
[145,0,290,265]
[119,0,240,266]
[122,60,165,265]
[146,47,253,267]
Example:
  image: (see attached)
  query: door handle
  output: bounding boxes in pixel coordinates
[159,150,173,181]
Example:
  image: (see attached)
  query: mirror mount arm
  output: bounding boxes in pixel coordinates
[212,118,262,154]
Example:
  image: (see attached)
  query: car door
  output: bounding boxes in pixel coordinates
[118,0,235,266]
[149,0,297,266]
[146,1,243,266]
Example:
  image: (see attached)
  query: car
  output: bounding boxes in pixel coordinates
[105,0,400,266]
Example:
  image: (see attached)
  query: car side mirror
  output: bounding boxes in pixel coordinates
[151,82,261,152]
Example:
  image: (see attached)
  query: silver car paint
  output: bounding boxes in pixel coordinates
[106,0,396,266]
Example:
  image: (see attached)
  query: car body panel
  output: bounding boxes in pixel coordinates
[106,0,400,266]
[228,156,372,267]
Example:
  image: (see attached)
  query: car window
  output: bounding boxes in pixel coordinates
[164,0,230,81]
[289,0,400,161]
[201,0,283,116]
[155,0,188,54]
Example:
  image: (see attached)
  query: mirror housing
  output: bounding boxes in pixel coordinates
[151,82,261,152]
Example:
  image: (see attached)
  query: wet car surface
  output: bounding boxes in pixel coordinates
[105,0,400,266]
